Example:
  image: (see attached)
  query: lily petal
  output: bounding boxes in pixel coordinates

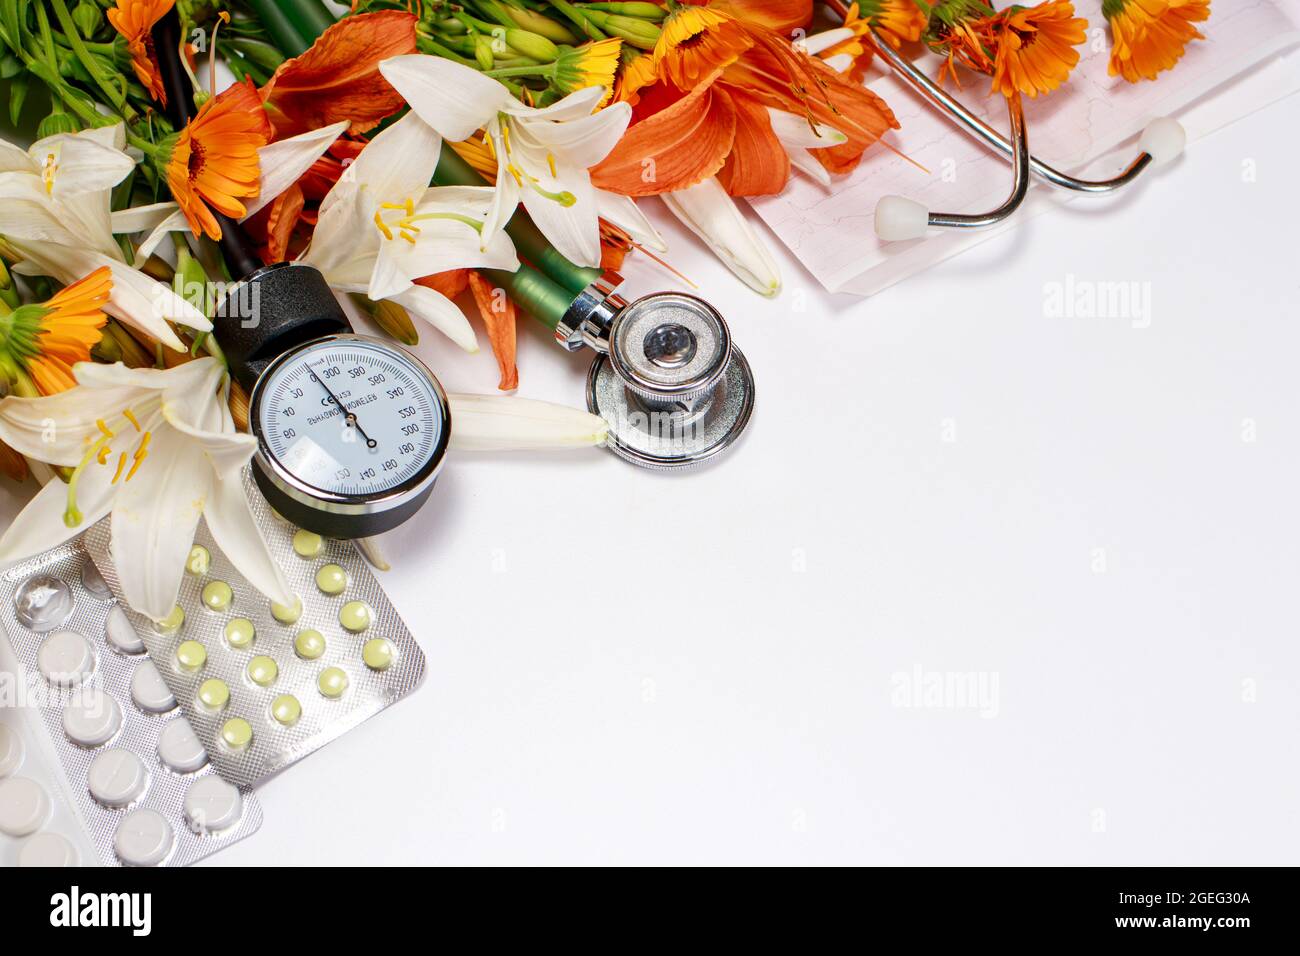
[244,121,349,219]
[517,150,602,268]
[0,463,116,567]
[10,244,208,348]
[379,54,515,141]
[596,189,668,252]
[387,285,479,354]
[513,100,631,169]
[110,425,212,620]
[34,133,135,198]
[204,468,295,608]
[661,176,781,297]
[0,386,154,466]
[448,393,608,451]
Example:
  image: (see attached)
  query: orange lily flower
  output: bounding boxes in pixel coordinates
[260,11,419,138]
[1105,0,1210,83]
[164,78,274,240]
[106,0,175,106]
[594,2,899,198]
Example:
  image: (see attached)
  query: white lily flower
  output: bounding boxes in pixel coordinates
[0,358,293,620]
[0,124,208,351]
[766,109,849,188]
[300,112,518,353]
[111,120,352,265]
[379,55,632,270]
[661,177,782,297]
[448,393,609,452]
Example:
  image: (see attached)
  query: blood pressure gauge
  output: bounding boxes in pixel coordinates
[216,263,452,538]
[247,334,451,538]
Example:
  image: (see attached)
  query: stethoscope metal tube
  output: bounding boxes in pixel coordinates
[861,24,1165,196]
[877,90,1029,239]
[818,1,1187,241]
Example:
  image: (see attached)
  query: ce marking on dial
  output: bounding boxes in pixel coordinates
[309,361,379,450]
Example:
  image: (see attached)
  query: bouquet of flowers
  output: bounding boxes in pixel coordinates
[0,0,1211,619]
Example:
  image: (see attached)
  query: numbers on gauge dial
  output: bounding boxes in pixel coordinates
[258,343,441,497]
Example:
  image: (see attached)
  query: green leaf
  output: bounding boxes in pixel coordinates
[8,72,26,126]
[0,51,19,78]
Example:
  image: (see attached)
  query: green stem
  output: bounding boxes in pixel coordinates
[47,0,134,118]
[483,64,556,79]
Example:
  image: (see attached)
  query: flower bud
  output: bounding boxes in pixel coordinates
[72,1,102,38]
[36,111,79,139]
[505,29,560,63]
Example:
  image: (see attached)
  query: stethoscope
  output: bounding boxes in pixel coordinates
[822,0,1187,241]
[149,12,755,540]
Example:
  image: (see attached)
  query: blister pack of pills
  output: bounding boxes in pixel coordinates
[83,475,427,789]
[0,638,98,867]
[0,539,263,866]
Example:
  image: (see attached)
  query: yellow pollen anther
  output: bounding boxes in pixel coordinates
[112,452,128,484]
[547,152,557,178]
[373,210,394,241]
[96,445,112,466]
[400,231,417,245]
[507,164,523,187]
[43,153,57,194]
[501,124,512,155]
[125,432,151,481]
[96,419,115,440]
[123,409,141,432]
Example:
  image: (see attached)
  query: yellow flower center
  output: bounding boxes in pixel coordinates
[64,410,151,528]
[372,197,486,247]
[496,117,577,208]
[42,152,58,195]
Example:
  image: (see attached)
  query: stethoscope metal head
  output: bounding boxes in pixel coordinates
[556,274,755,469]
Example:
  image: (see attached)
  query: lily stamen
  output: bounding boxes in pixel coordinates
[42,153,57,195]
[125,431,152,482]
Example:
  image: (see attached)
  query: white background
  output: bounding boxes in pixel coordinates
[4,91,1298,866]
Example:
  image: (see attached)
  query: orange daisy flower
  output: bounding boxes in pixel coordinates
[930,1,1086,98]
[163,78,274,240]
[0,267,112,396]
[857,0,928,49]
[106,0,176,106]
[987,2,1088,99]
[652,4,753,90]
[1104,0,1210,83]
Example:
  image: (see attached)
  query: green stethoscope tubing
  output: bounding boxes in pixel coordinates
[245,0,601,332]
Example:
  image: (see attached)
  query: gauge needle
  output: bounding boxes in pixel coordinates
[310,363,378,449]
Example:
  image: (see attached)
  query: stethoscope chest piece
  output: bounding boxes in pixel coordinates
[586,292,755,470]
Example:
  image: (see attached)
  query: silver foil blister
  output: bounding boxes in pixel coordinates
[83,474,427,789]
[0,538,263,866]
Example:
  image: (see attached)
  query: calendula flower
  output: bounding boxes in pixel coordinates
[0,267,111,397]
[0,358,294,620]
[116,119,350,264]
[106,0,175,106]
[160,78,274,240]
[1105,0,1210,83]
[988,2,1088,99]
[553,39,624,105]
[300,112,518,351]
[857,0,928,49]
[653,4,752,89]
[380,54,632,269]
